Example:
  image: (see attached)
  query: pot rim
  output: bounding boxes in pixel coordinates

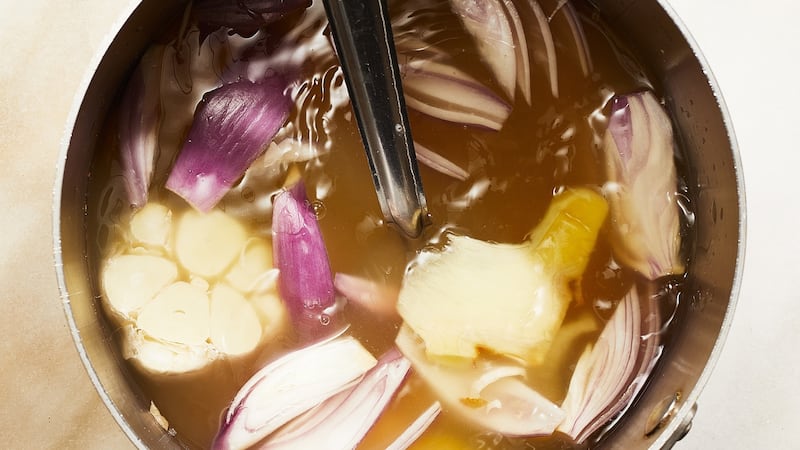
[645,1,746,448]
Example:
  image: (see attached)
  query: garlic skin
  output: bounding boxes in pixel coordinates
[603,91,685,280]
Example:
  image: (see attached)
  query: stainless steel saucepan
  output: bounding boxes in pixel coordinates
[54,0,745,448]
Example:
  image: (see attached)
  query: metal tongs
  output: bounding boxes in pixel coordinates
[322,0,428,238]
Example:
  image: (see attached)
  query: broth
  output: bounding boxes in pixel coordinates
[87,1,692,448]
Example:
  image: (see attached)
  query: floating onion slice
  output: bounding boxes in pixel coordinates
[414,142,469,181]
[560,1,593,77]
[193,0,311,38]
[273,182,340,341]
[517,0,558,97]
[334,273,400,320]
[449,0,516,101]
[165,77,291,212]
[399,52,512,130]
[602,92,685,279]
[386,402,442,450]
[396,325,566,436]
[118,46,163,209]
[261,349,411,449]
[541,0,593,78]
[156,27,262,187]
[501,0,532,104]
[558,285,660,443]
[212,336,377,450]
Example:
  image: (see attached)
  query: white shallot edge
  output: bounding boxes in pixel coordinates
[519,0,559,97]
[260,349,412,449]
[386,402,443,450]
[211,336,376,450]
[450,0,517,102]
[558,285,660,443]
[414,142,470,181]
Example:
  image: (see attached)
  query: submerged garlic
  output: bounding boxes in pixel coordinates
[101,202,287,375]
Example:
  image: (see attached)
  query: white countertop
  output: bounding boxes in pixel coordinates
[0,0,796,448]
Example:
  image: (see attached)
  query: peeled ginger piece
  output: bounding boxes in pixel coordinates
[210,284,262,355]
[175,209,247,277]
[399,235,560,363]
[101,254,178,318]
[528,188,610,279]
[397,188,607,365]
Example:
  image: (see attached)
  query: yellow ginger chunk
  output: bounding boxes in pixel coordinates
[397,188,608,365]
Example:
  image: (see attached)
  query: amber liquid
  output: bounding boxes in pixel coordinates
[87,1,690,448]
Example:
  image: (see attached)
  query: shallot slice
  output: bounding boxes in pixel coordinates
[558,285,660,443]
[501,0,532,104]
[273,182,340,341]
[541,0,593,78]
[261,349,411,449]
[414,142,469,181]
[399,54,512,130]
[602,92,685,279]
[450,0,516,102]
[212,336,377,450]
[334,273,400,320]
[386,402,442,450]
[119,46,162,209]
[518,0,558,97]
[560,1,593,77]
[396,325,565,436]
[165,77,291,212]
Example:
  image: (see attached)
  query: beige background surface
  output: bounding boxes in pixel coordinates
[0,0,137,448]
[0,0,797,449]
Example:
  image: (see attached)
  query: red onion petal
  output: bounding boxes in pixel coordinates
[386,402,442,450]
[450,0,516,102]
[414,142,469,181]
[501,0,532,104]
[399,55,512,130]
[518,0,558,97]
[166,77,291,212]
[333,273,400,320]
[396,325,565,436]
[558,284,660,443]
[119,46,162,209]
[261,349,411,449]
[273,182,339,341]
[212,336,377,450]
[603,91,685,279]
[560,1,593,77]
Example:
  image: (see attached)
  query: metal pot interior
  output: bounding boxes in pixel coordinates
[54,0,744,448]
